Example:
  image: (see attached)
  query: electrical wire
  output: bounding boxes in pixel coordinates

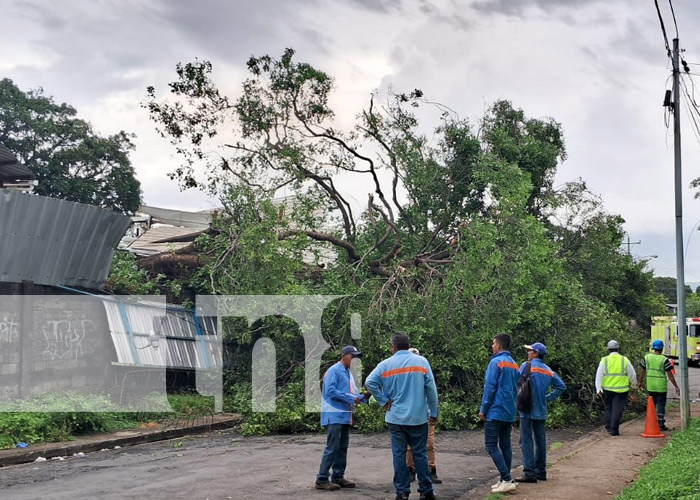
[654,0,672,56]
[668,0,680,38]
[679,80,700,149]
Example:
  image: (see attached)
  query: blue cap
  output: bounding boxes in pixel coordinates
[524,342,547,356]
[652,339,664,351]
[341,345,363,357]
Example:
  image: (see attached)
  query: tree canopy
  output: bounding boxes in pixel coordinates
[140,49,666,433]
[0,78,141,213]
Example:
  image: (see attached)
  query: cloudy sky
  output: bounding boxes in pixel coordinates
[4,0,700,282]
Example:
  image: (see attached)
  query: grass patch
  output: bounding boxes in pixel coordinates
[0,392,219,450]
[549,441,563,451]
[616,418,700,500]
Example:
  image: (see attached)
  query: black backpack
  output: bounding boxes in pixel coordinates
[516,361,533,413]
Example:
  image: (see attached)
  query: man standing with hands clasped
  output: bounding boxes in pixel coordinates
[366,333,439,500]
[315,345,369,491]
[479,333,520,494]
[515,342,566,484]
[595,340,637,436]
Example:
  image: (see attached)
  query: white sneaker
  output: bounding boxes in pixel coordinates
[491,480,502,490]
[493,480,517,493]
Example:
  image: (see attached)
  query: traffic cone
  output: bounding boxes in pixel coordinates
[641,396,665,438]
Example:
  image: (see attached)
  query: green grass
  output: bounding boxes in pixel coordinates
[0,392,219,450]
[616,418,700,500]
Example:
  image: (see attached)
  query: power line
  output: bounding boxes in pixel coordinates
[654,0,672,56]
[668,0,680,38]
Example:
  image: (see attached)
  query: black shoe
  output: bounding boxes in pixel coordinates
[315,481,340,491]
[331,478,355,488]
[395,494,410,500]
[537,475,547,481]
[430,467,442,484]
[514,476,537,483]
[660,424,669,431]
[609,431,620,436]
[409,466,416,482]
[419,492,436,500]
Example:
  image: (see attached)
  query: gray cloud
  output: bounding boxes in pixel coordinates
[346,0,404,14]
[471,0,631,17]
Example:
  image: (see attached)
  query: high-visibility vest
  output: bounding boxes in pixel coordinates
[644,353,667,393]
[601,354,630,393]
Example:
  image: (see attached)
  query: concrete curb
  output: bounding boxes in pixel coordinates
[0,414,242,467]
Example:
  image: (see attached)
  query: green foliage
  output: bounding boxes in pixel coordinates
[0,393,216,449]
[105,251,165,294]
[0,78,141,213]
[143,49,666,433]
[616,418,700,500]
[238,381,320,436]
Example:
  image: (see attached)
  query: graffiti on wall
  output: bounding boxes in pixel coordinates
[0,316,19,345]
[41,318,97,361]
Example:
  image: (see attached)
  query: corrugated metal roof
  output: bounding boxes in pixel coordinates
[101,298,221,369]
[139,205,212,229]
[124,226,206,256]
[0,189,131,289]
[0,143,34,182]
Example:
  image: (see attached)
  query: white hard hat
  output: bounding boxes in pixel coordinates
[607,340,620,350]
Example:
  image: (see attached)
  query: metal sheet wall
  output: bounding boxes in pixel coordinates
[0,189,131,289]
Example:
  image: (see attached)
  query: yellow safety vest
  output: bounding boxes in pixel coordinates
[644,353,667,393]
[601,354,630,393]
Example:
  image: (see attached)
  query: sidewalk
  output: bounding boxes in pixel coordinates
[464,403,699,500]
[0,413,241,467]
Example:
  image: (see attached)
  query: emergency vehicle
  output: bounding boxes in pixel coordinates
[650,316,700,366]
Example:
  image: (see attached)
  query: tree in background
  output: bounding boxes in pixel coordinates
[653,276,692,305]
[0,78,141,214]
[142,49,661,432]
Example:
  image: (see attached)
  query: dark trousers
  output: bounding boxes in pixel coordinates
[519,417,547,479]
[603,390,628,434]
[484,420,513,481]
[648,391,668,427]
[388,423,432,496]
[317,424,350,482]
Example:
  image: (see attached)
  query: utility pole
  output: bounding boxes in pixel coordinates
[624,235,641,255]
[671,37,690,430]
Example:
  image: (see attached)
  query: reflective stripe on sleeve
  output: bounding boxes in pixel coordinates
[498,361,520,370]
[531,367,554,377]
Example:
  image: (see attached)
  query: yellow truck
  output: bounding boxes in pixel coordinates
[650,316,700,366]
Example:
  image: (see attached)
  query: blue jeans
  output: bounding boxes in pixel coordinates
[649,391,667,427]
[484,420,513,481]
[317,424,350,482]
[388,423,432,496]
[519,417,547,479]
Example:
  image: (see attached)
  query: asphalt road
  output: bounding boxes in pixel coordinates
[1,365,696,500]
[0,425,589,500]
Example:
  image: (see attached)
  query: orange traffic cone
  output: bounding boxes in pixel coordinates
[641,396,665,438]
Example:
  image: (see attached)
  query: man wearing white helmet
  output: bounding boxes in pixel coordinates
[594,340,638,436]
[639,340,679,431]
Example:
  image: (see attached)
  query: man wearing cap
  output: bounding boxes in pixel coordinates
[365,333,439,500]
[514,342,566,484]
[639,340,679,431]
[479,333,520,494]
[315,345,369,491]
[595,340,638,436]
